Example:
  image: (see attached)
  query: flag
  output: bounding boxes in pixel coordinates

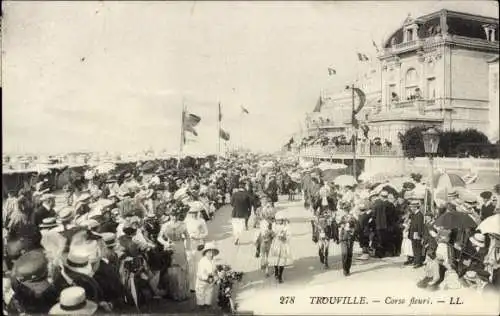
[218,102,222,122]
[312,96,323,113]
[372,40,380,53]
[241,105,249,114]
[219,128,230,141]
[182,111,201,144]
[362,54,369,61]
[361,124,370,138]
[327,67,336,75]
[357,52,363,61]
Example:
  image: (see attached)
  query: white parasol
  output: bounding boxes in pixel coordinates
[334,175,358,187]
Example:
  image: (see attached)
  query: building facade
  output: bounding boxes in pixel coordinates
[373,10,499,144]
[302,9,499,153]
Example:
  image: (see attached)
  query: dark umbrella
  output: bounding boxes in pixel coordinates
[433,211,477,230]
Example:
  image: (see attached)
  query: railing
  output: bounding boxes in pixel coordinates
[299,143,399,157]
[391,39,423,52]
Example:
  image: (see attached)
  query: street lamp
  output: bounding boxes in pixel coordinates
[422,127,440,215]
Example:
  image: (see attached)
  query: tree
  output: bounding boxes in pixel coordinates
[398,126,426,158]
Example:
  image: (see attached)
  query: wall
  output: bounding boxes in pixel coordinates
[450,48,491,101]
[489,60,499,142]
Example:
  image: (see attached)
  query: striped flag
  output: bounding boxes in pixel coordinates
[219,128,230,141]
[241,105,249,114]
[327,67,336,75]
[357,52,369,61]
[372,40,380,53]
[182,110,201,144]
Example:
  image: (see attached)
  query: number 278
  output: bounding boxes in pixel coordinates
[280,296,295,304]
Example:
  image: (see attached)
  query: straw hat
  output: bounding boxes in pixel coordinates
[12,250,50,293]
[79,219,100,230]
[39,217,58,229]
[100,233,116,248]
[65,246,93,276]
[469,233,485,248]
[409,199,421,207]
[202,241,220,256]
[76,193,92,204]
[40,193,56,202]
[57,206,75,223]
[49,286,98,315]
[379,190,389,198]
[463,270,478,281]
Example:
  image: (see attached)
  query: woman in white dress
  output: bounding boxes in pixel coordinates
[184,203,208,292]
[268,211,293,283]
[196,242,219,309]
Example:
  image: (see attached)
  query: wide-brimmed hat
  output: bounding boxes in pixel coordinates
[463,270,478,281]
[79,219,100,230]
[49,286,98,315]
[480,191,492,200]
[469,233,485,248]
[40,193,56,202]
[65,247,93,276]
[39,217,58,229]
[409,199,421,206]
[76,193,92,204]
[202,241,220,256]
[100,232,117,248]
[379,190,389,198]
[12,250,50,293]
[448,190,459,198]
[57,206,75,223]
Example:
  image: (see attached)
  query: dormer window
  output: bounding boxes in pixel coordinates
[402,14,420,43]
[483,24,496,41]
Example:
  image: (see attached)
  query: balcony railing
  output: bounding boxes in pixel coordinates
[299,143,400,157]
[391,39,423,53]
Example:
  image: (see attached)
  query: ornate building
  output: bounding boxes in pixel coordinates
[302,9,499,152]
[373,9,499,144]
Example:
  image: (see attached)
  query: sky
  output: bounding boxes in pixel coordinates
[2,1,498,155]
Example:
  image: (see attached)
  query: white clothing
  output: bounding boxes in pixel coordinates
[231,218,245,240]
[195,256,216,305]
[319,185,331,206]
[184,217,208,242]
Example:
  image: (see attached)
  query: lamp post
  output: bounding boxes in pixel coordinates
[422,127,440,215]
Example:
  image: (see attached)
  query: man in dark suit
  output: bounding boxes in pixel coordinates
[372,191,389,258]
[408,199,424,268]
[230,183,252,245]
[479,191,495,221]
[32,194,57,227]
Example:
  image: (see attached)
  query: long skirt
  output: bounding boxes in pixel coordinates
[231,218,245,239]
[268,240,293,266]
[187,239,204,291]
[166,241,189,301]
[195,280,215,306]
[401,237,413,257]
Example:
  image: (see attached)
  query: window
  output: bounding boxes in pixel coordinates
[405,68,419,99]
[406,29,414,41]
[426,77,436,100]
[388,84,398,103]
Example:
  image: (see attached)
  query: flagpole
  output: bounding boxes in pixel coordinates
[179,97,185,167]
[217,102,221,159]
[351,84,357,179]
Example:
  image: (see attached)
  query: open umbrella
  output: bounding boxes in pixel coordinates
[316,162,348,171]
[371,183,400,197]
[435,187,479,203]
[477,214,500,235]
[96,163,116,174]
[434,211,477,230]
[334,175,357,187]
[433,172,466,190]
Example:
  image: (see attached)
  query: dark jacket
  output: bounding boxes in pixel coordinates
[230,190,252,218]
[266,180,279,202]
[32,205,57,227]
[408,211,424,240]
[480,202,495,221]
[52,266,103,302]
[7,279,59,315]
[372,199,388,230]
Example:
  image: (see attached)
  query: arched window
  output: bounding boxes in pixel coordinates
[405,68,419,99]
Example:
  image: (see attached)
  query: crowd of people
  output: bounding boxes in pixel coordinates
[302,170,500,292]
[2,154,291,314]
[2,153,499,314]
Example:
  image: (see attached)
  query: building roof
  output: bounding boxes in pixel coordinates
[383,9,499,49]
